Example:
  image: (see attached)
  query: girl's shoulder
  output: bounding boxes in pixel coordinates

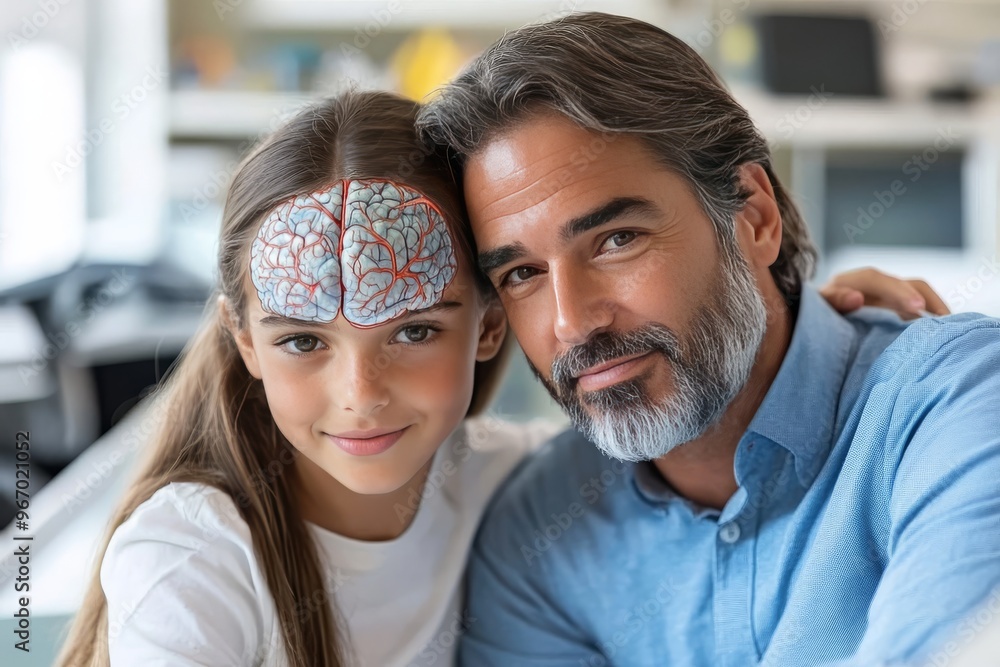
[435,416,568,513]
[110,481,253,552]
[100,482,275,664]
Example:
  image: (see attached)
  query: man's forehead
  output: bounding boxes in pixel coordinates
[464,120,644,233]
[469,115,603,183]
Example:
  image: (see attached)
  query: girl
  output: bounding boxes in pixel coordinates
[58,90,558,667]
[56,90,947,667]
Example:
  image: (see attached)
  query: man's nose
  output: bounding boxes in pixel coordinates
[550,264,615,346]
[335,351,390,417]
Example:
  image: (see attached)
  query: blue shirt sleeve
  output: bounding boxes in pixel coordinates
[459,535,604,666]
[457,454,605,666]
[827,323,1000,665]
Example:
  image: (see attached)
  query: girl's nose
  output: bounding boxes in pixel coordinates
[335,352,390,417]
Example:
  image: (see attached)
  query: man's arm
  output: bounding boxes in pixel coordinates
[459,531,604,666]
[829,322,1000,665]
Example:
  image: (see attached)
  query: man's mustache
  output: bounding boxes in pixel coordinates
[549,324,683,397]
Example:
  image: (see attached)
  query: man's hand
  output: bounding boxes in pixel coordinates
[820,267,951,320]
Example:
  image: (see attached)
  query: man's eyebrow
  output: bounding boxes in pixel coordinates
[478,242,528,277]
[561,197,658,241]
[476,198,656,277]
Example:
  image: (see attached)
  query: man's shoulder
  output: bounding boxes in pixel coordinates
[863,310,1000,382]
[839,311,1000,500]
[474,428,622,549]
[836,307,1000,395]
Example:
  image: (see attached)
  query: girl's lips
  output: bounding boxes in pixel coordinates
[325,427,409,457]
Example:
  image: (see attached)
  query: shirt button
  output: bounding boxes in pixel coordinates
[719,522,741,544]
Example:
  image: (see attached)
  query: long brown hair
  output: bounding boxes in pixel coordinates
[57,90,509,667]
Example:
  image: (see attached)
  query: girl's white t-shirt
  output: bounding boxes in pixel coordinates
[100,415,563,667]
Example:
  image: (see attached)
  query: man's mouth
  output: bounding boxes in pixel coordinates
[574,351,654,392]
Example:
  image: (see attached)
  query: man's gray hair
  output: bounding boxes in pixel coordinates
[417,11,817,301]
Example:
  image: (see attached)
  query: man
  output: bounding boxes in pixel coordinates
[417,12,1000,666]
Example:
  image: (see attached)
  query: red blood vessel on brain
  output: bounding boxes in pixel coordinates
[250,180,458,326]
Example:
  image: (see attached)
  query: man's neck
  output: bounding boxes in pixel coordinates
[653,292,793,511]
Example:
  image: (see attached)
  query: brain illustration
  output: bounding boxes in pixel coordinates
[249,179,457,327]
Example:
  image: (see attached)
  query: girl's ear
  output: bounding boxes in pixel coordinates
[219,295,262,379]
[476,299,508,362]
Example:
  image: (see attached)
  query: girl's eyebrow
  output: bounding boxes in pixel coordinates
[258,315,327,328]
[257,301,463,327]
[407,300,462,315]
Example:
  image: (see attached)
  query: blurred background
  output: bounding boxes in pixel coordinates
[0,0,998,662]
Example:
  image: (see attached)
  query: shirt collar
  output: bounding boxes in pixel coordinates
[631,285,858,507]
[745,285,857,488]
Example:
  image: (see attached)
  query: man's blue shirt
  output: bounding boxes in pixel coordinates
[460,287,1000,666]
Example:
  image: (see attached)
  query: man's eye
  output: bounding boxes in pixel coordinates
[280,335,320,354]
[505,266,539,286]
[603,231,637,250]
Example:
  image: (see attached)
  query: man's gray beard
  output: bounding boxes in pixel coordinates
[532,250,768,462]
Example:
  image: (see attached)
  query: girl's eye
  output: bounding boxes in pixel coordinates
[279,335,321,354]
[602,230,638,251]
[393,324,438,344]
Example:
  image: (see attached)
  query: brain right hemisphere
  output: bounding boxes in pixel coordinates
[249,179,457,327]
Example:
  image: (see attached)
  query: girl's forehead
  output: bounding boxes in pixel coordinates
[249,179,458,330]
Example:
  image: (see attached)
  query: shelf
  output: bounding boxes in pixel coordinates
[238,0,670,31]
[171,87,990,149]
[733,87,983,148]
[169,89,320,139]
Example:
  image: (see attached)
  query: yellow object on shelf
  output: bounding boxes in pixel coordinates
[389,28,466,102]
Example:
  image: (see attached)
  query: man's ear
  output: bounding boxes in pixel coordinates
[219,295,262,379]
[476,299,508,362]
[734,163,782,269]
